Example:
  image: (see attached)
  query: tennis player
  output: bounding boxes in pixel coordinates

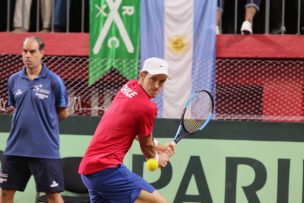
[0,36,68,203]
[79,57,175,203]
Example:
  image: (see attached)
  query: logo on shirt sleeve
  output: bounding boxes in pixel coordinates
[33,84,50,100]
[15,89,23,96]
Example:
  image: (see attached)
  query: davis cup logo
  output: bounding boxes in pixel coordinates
[93,0,135,54]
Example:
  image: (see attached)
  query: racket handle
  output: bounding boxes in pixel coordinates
[170,140,176,146]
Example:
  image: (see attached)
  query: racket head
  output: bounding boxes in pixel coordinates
[172,90,214,145]
[181,90,214,134]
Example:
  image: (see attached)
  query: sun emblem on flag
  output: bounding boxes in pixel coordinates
[169,36,188,54]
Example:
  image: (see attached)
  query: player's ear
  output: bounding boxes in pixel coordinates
[138,72,143,84]
[40,49,44,57]
[139,71,147,80]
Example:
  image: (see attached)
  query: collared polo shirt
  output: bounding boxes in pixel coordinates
[5,64,68,158]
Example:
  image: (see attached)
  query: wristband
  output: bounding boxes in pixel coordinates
[152,138,159,146]
[154,152,159,162]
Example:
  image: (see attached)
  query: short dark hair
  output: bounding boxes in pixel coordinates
[22,36,45,51]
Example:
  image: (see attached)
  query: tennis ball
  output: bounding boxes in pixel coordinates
[146,158,158,171]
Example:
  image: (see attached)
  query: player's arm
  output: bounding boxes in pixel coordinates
[137,135,175,157]
[57,107,69,121]
[138,134,171,168]
[138,133,156,159]
[54,77,69,122]
[6,78,15,114]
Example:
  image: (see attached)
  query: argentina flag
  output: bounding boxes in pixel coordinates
[140,0,216,118]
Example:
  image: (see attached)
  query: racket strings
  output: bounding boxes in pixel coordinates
[183,92,213,133]
[183,118,205,133]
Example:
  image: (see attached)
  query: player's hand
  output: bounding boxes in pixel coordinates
[165,142,175,157]
[157,152,170,168]
[2,106,15,114]
[156,142,175,157]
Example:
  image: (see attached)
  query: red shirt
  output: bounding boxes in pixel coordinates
[79,80,157,175]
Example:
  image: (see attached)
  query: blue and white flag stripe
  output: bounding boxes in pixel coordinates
[140,0,216,118]
[163,0,193,118]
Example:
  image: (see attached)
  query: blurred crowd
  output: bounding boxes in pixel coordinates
[218,0,303,34]
[0,0,303,34]
[0,0,89,33]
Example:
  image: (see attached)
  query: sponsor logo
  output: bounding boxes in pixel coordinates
[33,84,50,100]
[120,84,138,98]
[50,180,59,188]
[0,172,8,183]
[15,89,23,96]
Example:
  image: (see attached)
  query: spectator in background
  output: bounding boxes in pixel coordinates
[13,0,53,32]
[54,0,89,32]
[216,0,261,34]
[54,0,68,32]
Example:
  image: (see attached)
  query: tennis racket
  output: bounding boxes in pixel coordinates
[171,90,214,145]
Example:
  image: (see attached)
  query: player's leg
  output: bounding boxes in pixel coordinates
[81,175,108,203]
[116,164,168,203]
[29,158,64,203]
[0,156,32,203]
[1,189,16,203]
[45,192,64,203]
[135,190,168,203]
[81,164,168,203]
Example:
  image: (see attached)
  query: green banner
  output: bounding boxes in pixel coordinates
[89,0,140,85]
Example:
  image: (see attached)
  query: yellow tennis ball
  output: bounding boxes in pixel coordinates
[146,158,158,171]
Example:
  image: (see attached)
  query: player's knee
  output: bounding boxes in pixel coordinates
[153,190,168,203]
[156,196,169,203]
[136,190,169,203]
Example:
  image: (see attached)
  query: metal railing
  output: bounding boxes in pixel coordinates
[220,0,303,34]
[3,0,88,33]
[1,0,303,34]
